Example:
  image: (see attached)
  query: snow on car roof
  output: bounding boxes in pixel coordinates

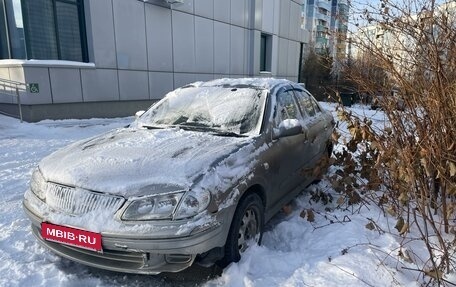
[196,78,295,90]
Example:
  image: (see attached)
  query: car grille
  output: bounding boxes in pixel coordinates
[46,183,125,215]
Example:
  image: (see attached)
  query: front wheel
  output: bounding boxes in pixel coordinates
[220,193,264,267]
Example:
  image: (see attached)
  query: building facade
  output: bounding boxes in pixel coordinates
[303,0,349,57]
[0,0,309,121]
[352,2,456,68]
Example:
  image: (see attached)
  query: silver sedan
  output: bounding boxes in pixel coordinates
[23,78,334,274]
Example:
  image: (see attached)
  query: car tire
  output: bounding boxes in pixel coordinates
[219,193,264,267]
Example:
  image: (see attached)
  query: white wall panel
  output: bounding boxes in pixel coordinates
[195,17,214,73]
[287,40,299,76]
[289,2,301,41]
[254,0,263,30]
[88,0,117,68]
[174,73,197,88]
[262,0,274,33]
[118,70,149,100]
[214,0,230,23]
[22,67,53,105]
[279,0,290,38]
[230,26,245,75]
[194,0,213,19]
[50,68,83,103]
[81,69,119,102]
[273,0,281,35]
[271,35,279,75]
[172,11,196,73]
[278,38,288,76]
[214,22,231,74]
[149,72,174,99]
[172,0,194,14]
[113,0,147,70]
[146,5,173,72]
[231,0,246,27]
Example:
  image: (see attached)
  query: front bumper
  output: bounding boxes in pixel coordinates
[23,197,231,274]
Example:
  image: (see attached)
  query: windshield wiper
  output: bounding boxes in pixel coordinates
[174,122,247,137]
[173,122,215,131]
[177,121,214,128]
[210,130,247,138]
[142,125,166,130]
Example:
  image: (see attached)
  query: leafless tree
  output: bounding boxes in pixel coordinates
[337,0,456,284]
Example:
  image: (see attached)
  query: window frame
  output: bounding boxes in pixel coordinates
[19,0,88,62]
[1,0,28,59]
[0,0,10,59]
[274,88,306,127]
[293,89,321,118]
[260,33,272,72]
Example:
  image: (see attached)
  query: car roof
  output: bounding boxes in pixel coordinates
[191,78,297,91]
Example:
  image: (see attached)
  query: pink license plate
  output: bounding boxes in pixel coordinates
[41,222,102,252]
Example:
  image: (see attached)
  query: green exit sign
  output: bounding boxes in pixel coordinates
[29,83,39,93]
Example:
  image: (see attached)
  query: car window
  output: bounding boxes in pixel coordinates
[139,87,267,135]
[309,95,321,113]
[294,90,319,117]
[276,90,301,125]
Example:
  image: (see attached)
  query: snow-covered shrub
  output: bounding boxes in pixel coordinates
[334,0,456,285]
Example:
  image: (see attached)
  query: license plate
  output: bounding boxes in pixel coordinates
[41,222,102,252]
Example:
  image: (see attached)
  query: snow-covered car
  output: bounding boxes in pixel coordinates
[23,78,335,274]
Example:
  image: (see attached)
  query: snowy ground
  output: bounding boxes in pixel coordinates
[0,104,454,287]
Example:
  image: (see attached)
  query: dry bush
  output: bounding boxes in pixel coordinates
[336,0,456,284]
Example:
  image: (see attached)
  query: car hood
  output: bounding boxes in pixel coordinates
[39,127,251,197]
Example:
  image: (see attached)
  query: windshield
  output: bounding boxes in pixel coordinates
[138,86,267,135]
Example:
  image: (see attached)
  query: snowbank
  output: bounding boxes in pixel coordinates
[0,104,454,286]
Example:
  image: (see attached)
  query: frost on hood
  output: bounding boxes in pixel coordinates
[27,138,269,234]
[38,127,252,197]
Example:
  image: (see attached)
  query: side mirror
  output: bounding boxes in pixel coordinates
[273,119,303,140]
[135,110,145,119]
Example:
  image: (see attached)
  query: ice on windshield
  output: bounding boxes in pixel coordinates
[139,86,267,135]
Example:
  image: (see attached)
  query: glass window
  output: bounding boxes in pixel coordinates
[294,90,319,117]
[310,96,321,112]
[140,87,267,136]
[276,90,300,124]
[0,0,87,62]
[22,0,58,59]
[260,33,272,72]
[55,1,83,61]
[9,0,26,58]
[0,0,27,59]
[0,1,9,59]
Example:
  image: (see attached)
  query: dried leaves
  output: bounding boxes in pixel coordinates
[300,209,315,222]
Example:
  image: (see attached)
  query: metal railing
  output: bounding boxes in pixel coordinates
[0,78,27,122]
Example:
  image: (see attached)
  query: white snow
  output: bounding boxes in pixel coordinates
[0,59,95,68]
[37,127,250,196]
[278,119,301,129]
[202,77,292,90]
[0,104,454,286]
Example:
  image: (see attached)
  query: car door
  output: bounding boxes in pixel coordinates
[265,88,314,209]
[293,89,328,161]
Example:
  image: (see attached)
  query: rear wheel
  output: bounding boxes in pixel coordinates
[220,193,264,267]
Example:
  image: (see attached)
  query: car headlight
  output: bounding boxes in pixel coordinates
[174,190,211,220]
[30,168,47,200]
[121,192,184,221]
